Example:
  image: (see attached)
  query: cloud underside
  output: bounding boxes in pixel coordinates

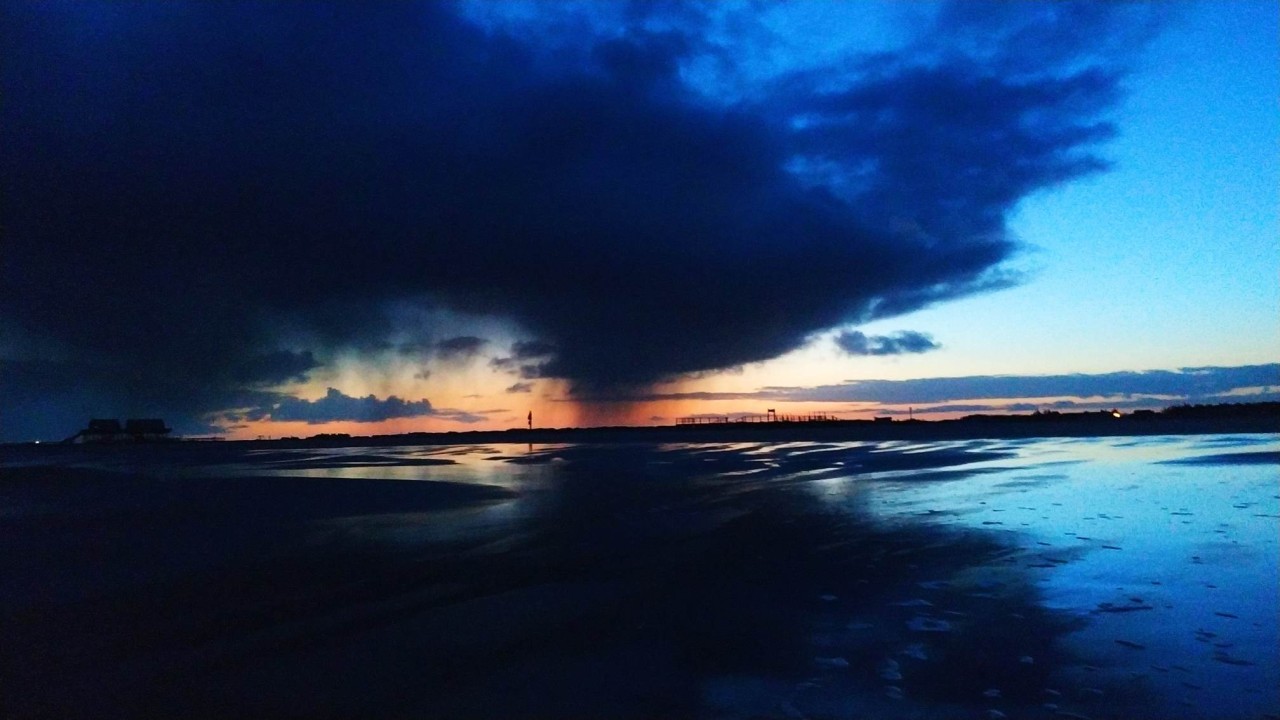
[3,1,1156,430]
[434,336,488,361]
[620,365,1280,407]
[232,387,486,425]
[835,330,941,356]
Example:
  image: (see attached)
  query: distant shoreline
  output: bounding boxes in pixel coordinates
[208,415,1279,449]
[7,413,1276,451]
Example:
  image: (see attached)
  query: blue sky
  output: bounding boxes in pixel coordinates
[642,0,1279,417]
[845,1,1278,374]
[1,1,1276,440]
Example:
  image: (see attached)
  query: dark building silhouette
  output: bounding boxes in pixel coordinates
[74,419,127,442]
[69,418,172,443]
[125,419,171,440]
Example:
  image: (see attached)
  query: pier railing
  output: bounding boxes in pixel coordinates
[676,412,836,425]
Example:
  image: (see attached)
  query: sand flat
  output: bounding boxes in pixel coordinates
[1,434,1276,718]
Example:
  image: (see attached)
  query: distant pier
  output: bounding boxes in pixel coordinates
[676,410,838,425]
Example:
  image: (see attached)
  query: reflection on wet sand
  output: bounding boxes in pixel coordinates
[0,435,1276,718]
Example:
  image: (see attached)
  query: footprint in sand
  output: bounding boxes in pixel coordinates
[1212,651,1254,666]
[879,667,903,681]
[813,656,849,670]
[906,616,952,633]
[900,643,928,660]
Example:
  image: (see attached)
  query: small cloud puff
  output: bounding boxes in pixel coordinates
[256,387,434,424]
[835,331,941,357]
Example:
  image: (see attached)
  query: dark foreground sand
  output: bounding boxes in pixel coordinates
[1,434,1276,719]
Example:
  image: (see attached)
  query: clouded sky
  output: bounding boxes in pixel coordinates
[3,1,1276,441]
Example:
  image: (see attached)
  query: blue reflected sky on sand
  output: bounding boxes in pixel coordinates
[199,436,1280,717]
[802,434,1280,718]
[233,434,1279,717]
[1,434,1276,719]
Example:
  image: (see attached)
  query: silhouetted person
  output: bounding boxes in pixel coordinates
[528,411,532,431]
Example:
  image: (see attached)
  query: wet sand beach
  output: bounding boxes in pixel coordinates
[2,434,1277,718]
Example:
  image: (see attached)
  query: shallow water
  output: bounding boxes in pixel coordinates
[1,434,1276,718]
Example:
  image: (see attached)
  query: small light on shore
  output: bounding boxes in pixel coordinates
[1112,411,1122,418]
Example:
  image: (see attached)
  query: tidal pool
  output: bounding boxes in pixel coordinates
[1,434,1276,718]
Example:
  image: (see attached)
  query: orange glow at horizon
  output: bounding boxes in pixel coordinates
[215,397,895,440]
[209,341,1195,441]
[214,390,1183,440]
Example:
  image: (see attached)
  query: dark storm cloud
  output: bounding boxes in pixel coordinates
[627,365,1280,406]
[835,330,941,356]
[245,387,433,424]
[435,336,488,361]
[491,340,556,378]
[1,1,1156,435]
[231,350,321,386]
[489,357,548,380]
[511,340,557,360]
